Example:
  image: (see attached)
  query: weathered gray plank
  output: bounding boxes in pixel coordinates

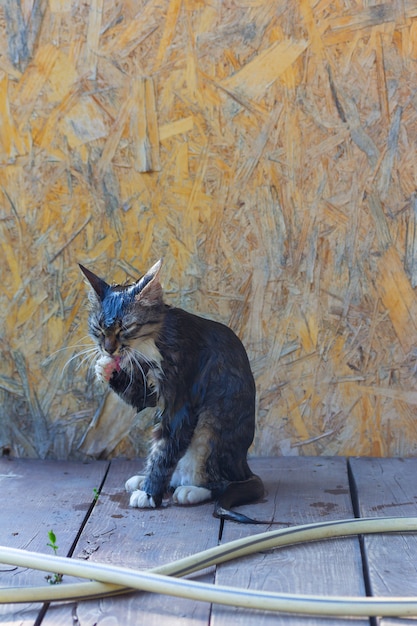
[349,456,417,626]
[41,459,221,626]
[212,457,369,626]
[9,457,412,625]
[0,456,108,625]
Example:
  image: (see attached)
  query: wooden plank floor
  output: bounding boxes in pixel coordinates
[1,456,417,625]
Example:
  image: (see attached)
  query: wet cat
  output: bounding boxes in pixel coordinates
[80,259,264,523]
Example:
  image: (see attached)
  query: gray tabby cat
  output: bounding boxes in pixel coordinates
[80,259,264,523]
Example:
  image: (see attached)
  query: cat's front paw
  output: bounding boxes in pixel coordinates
[95,355,121,383]
[129,489,157,508]
[125,475,146,493]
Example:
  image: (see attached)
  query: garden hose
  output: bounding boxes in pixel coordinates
[1,516,417,617]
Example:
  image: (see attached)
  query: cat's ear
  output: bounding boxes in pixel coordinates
[79,264,110,301]
[135,259,163,306]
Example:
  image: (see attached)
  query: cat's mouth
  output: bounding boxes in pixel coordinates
[100,352,122,370]
[109,352,138,374]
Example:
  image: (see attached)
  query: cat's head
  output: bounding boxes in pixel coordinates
[79,259,165,357]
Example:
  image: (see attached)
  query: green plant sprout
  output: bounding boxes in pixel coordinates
[46,530,58,554]
[45,530,63,585]
[93,487,99,501]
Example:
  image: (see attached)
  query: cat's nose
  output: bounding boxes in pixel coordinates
[104,336,118,355]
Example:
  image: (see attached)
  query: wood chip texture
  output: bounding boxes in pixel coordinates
[1,0,417,460]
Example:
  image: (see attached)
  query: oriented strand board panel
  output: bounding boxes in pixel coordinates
[1,1,417,459]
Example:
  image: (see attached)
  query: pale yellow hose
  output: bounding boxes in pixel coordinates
[1,517,417,617]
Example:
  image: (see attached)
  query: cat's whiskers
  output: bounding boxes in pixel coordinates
[131,347,164,404]
[122,347,149,404]
[81,348,102,374]
[131,346,163,372]
[120,348,135,386]
[45,336,95,364]
[63,345,100,374]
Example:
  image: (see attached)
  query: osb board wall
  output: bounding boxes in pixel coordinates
[1,0,417,460]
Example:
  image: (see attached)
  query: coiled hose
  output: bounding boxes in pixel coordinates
[1,516,417,617]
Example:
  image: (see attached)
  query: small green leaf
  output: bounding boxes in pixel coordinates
[47,530,58,554]
[48,530,57,545]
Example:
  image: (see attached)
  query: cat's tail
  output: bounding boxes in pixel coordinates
[214,474,267,524]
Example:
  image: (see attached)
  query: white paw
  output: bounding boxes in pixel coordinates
[95,355,120,383]
[125,475,146,493]
[129,489,156,508]
[172,485,212,505]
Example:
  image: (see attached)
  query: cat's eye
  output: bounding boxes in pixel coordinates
[90,322,104,338]
[120,325,139,340]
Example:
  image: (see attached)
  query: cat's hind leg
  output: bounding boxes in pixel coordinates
[172,485,212,505]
